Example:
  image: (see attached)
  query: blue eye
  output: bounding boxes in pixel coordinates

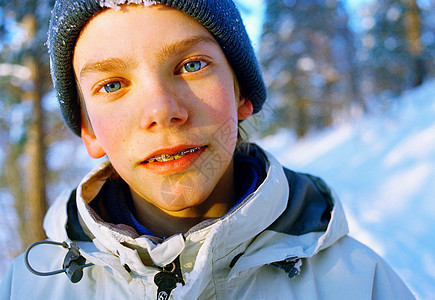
[181,61,206,73]
[103,81,122,93]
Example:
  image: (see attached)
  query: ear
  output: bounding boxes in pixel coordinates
[81,124,106,159]
[237,97,253,121]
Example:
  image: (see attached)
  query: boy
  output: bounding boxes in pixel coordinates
[1,0,415,299]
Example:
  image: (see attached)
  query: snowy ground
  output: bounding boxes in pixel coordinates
[256,80,435,299]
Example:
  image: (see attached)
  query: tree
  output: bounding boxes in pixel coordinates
[360,0,428,97]
[259,0,361,137]
[0,0,99,276]
[414,0,435,81]
[0,0,53,264]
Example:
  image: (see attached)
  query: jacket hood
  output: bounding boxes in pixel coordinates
[43,144,349,295]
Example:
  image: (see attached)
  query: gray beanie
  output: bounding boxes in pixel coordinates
[48,0,266,136]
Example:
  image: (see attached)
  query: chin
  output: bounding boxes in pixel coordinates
[153,169,218,211]
[158,193,207,212]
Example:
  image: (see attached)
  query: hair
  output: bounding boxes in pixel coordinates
[76,78,94,135]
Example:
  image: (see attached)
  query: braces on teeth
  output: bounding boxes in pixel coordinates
[145,146,204,163]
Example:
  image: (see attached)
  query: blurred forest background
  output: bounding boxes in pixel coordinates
[0,0,434,282]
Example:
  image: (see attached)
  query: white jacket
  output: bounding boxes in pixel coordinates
[0,147,415,299]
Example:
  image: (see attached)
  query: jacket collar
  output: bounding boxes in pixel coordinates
[72,145,289,265]
[43,144,348,290]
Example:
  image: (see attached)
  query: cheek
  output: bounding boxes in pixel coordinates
[87,106,133,152]
[199,79,239,121]
[213,94,239,142]
[204,85,239,152]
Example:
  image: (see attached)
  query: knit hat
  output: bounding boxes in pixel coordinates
[47,0,267,136]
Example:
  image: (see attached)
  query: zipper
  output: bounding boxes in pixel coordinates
[154,256,185,300]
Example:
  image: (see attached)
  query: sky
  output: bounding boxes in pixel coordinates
[235,0,265,49]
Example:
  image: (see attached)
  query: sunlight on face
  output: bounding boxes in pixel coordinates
[73,4,252,216]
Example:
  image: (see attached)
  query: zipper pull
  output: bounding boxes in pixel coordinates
[154,258,184,300]
[24,240,93,283]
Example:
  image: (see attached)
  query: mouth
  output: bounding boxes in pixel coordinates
[142,146,207,164]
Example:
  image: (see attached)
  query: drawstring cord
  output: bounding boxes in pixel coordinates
[24,240,93,283]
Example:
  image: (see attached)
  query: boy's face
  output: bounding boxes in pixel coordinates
[73,5,252,213]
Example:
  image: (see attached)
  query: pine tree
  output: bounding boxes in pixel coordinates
[259,0,361,137]
[417,0,435,81]
[360,0,427,97]
[0,1,97,276]
[0,0,55,250]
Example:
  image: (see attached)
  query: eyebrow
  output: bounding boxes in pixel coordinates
[156,35,218,64]
[78,35,218,80]
[79,57,138,80]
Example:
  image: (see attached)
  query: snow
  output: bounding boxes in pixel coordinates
[256,79,435,299]
[99,0,157,10]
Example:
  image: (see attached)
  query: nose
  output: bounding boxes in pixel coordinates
[139,81,188,131]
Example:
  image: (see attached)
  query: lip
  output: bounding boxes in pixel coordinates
[142,145,206,162]
[140,145,208,175]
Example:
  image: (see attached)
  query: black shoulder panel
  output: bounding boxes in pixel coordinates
[65,189,92,242]
[266,168,333,235]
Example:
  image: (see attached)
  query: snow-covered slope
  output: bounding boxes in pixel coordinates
[257,80,435,299]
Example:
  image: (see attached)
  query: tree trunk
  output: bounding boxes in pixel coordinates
[23,56,48,245]
[406,0,425,86]
[343,27,366,112]
[4,144,26,251]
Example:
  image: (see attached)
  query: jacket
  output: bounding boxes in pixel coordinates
[0,146,415,299]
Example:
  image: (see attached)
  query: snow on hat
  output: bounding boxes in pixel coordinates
[47,0,267,136]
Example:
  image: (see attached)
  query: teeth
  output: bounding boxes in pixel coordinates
[145,146,204,163]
